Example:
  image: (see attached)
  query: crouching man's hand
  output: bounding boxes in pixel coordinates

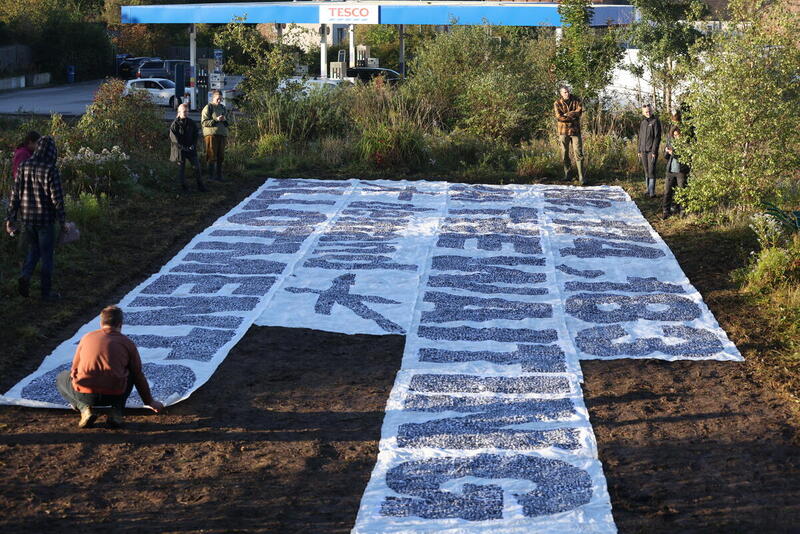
[146,400,165,413]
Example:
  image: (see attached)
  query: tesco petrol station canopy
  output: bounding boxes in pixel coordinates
[120,1,635,27]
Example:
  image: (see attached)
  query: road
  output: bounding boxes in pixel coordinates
[0,80,202,120]
[0,80,102,116]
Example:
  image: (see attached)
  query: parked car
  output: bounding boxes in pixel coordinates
[118,57,159,80]
[346,67,402,84]
[123,78,187,108]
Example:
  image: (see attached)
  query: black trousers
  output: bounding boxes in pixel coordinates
[178,152,202,183]
[663,171,688,214]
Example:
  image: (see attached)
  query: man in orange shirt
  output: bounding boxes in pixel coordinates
[56,305,164,428]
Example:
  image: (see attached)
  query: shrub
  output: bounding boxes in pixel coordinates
[76,79,164,155]
[517,152,555,180]
[357,119,427,170]
[0,149,12,203]
[516,140,560,180]
[583,133,639,180]
[58,145,133,197]
[255,133,289,157]
[679,0,800,212]
[456,70,531,142]
[427,132,487,171]
[750,213,789,250]
[313,136,355,168]
[65,192,111,232]
[251,89,350,144]
[743,238,800,293]
[402,26,556,141]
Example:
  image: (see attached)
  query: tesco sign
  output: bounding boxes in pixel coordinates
[319,4,379,24]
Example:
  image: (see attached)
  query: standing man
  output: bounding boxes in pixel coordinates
[170,102,207,192]
[5,136,66,300]
[638,103,662,198]
[554,85,586,185]
[201,89,229,182]
[56,305,164,428]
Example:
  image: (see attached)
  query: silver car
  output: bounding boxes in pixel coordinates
[124,78,184,108]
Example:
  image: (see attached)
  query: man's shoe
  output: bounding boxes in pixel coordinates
[662,211,671,220]
[17,277,29,297]
[78,407,97,428]
[107,412,125,429]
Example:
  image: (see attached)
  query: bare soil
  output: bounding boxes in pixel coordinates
[0,327,404,533]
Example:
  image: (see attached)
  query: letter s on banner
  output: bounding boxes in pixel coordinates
[319,3,379,23]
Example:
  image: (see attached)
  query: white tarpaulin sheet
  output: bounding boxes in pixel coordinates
[0,178,743,534]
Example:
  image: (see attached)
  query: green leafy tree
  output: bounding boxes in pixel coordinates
[678,0,800,213]
[403,25,556,140]
[626,0,706,111]
[555,0,622,103]
[0,0,112,79]
[213,18,295,102]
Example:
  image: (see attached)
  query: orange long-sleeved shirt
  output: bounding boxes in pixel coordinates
[70,328,153,403]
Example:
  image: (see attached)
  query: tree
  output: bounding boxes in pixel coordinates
[555,0,622,104]
[626,0,706,111]
[402,25,556,140]
[213,19,295,107]
[678,0,800,213]
[0,0,112,79]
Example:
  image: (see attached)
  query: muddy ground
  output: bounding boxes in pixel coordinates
[0,327,404,533]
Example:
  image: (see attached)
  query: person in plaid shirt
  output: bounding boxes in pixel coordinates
[5,136,66,300]
[554,85,586,185]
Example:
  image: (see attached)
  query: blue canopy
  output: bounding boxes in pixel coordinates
[121,2,635,27]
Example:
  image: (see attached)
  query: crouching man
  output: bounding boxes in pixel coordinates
[56,305,164,428]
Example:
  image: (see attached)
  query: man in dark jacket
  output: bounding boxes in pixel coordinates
[5,136,66,300]
[662,126,690,218]
[170,103,206,192]
[554,85,586,185]
[638,104,662,198]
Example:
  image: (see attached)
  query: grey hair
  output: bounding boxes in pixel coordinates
[559,85,571,92]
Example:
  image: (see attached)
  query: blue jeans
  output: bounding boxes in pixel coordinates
[20,223,55,297]
[56,370,133,415]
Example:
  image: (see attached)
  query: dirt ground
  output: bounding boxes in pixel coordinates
[2,190,800,533]
[0,327,404,533]
[2,325,800,533]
